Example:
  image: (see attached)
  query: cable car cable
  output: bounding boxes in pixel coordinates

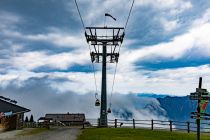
[108,0,135,110]
[88,44,99,99]
[124,0,135,30]
[74,0,85,30]
[108,43,122,109]
[75,0,99,100]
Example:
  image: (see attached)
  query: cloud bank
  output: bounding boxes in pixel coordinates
[0,77,168,121]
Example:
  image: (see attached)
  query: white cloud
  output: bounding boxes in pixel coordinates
[26,33,86,48]
[2,59,201,122]
[134,0,192,33]
[0,79,169,121]
[0,70,46,88]
[72,0,192,29]
[2,29,86,48]
[113,64,210,96]
[192,8,210,26]
[160,18,179,32]
[11,50,89,71]
[0,0,210,98]
[0,11,22,30]
[135,0,192,12]
[122,16,210,63]
[1,64,210,96]
[113,9,210,96]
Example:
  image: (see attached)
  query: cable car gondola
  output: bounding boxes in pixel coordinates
[107,108,111,113]
[95,99,100,106]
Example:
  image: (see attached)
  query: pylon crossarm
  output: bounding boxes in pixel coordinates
[90,52,119,63]
[85,27,124,45]
[86,27,124,29]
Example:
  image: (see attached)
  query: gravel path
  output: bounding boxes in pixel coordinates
[0,130,23,139]
[0,127,82,140]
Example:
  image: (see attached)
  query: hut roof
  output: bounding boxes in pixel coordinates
[0,99,30,114]
[45,113,85,122]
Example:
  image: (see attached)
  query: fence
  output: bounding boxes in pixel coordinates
[20,119,210,133]
[86,118,210,133]
[20,121,67,129]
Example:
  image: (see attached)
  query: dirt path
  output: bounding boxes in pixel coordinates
[0,130,23,140]
[0,127,82,140]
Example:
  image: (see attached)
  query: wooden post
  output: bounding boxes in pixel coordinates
[187,121,190,133]
[16,114,19,130]
[82,119,85,129]
[169,121,172,132]
[196,77,202,140]
[97,118,100,127]
[133,119,135,129]
[115,119,117,128]
[151,119,154,130]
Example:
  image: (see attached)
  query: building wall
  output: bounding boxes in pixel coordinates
[16,113,24,129]
[0,114,21,131]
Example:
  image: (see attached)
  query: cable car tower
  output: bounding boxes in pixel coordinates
[85,26,125,127]
[74,0,134,127]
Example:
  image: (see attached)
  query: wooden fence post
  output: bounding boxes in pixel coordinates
[97,118,100,127]
[151,119,154,130]
[133,119,135,129]
[82,119,85,129]
[169,120,172,132]
[187,121,190,133]
[115,119,117,128]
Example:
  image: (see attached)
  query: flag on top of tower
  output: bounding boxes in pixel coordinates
[105,13,116,21]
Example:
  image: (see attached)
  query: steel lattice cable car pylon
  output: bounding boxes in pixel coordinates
[85,26,124,127]
[74,0,135,128]
[85,27,125,127]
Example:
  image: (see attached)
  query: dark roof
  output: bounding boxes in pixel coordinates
[0,99,30,114]
[38,117,53,121]
[45,113,85,122]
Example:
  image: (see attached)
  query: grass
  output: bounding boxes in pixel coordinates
[77,128,210,140]
[17,128,52,136]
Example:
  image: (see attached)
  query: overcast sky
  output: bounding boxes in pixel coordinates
[1,0,210,104]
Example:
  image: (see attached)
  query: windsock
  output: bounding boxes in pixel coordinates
[105,13,116,21]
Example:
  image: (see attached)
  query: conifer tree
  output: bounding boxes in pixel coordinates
[30,114,34,122]
[25,116,28,122]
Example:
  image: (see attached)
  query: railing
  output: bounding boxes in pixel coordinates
[20,121,68,128]
[20,119,210,133]
[85,118,210,133]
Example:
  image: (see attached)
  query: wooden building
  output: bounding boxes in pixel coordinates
[0,98,30,131]
[42,113,85,126]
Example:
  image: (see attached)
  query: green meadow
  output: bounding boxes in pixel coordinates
[77,128,210,140]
